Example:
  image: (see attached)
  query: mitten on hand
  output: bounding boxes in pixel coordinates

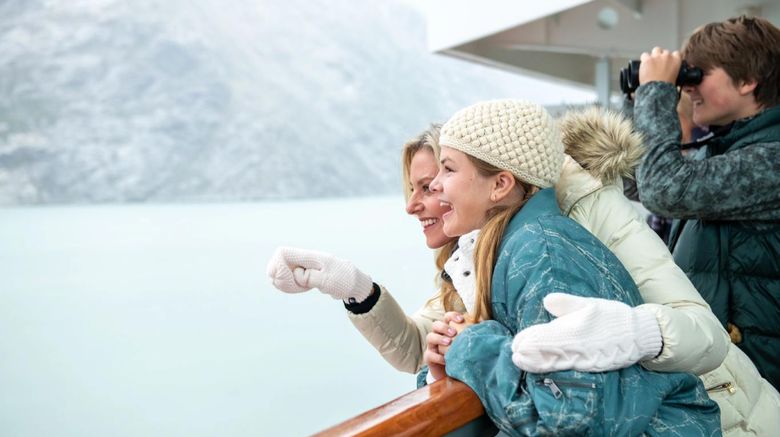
[511,292,662,373]
[266,247,373,302]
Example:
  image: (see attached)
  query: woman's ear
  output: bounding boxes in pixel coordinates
[491,171,517,203]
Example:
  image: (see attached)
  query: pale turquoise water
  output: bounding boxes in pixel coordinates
[0,197,437,436]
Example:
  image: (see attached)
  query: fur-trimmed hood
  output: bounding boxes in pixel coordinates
[559,107,644,183]
[555,107,644,215]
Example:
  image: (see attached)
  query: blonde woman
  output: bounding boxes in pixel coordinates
[266,125,463,373]
[425,99,719,435]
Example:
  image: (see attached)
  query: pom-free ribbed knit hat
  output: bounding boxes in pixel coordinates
[439,99,563,188]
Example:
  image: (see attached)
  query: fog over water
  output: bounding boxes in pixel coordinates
[0,196,444,436]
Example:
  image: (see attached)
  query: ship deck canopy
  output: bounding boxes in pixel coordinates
[425,0,778,103]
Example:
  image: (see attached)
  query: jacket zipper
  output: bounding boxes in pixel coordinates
[705,381,736,394]
[537,378,597,399]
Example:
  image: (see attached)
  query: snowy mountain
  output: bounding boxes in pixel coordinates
[0,0,594,204]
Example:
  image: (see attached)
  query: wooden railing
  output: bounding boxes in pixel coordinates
[312,377,495,437]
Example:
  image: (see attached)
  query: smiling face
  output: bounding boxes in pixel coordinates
[682,66,759,127]
[429,147,497,238]
[405,149,453,249]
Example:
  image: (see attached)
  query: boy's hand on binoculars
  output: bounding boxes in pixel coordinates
[639,47,681,86]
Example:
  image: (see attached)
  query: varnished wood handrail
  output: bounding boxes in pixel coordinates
[312,377,486,437]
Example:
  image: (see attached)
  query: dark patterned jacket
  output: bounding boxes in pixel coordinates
[634,81,780,391]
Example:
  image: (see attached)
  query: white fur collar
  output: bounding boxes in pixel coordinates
[444,229,480,314]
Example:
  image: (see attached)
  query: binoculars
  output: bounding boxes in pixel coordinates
[619,60,703,95]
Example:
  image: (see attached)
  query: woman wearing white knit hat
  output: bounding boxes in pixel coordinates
[424,99,720,435]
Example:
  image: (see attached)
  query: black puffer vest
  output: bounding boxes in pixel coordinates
[669,106,780,390]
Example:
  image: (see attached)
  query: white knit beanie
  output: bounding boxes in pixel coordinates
[439,99,563,188]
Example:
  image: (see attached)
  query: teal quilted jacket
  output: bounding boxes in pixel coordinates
[445,188,721,436]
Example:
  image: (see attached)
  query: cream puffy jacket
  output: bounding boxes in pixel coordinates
[557,161,780,435]
[347,285,464,374]
[557,108,780,436]
[556,164,729,374]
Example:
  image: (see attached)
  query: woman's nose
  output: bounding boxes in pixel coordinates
[406,195,422,215]
[429,174,442,193]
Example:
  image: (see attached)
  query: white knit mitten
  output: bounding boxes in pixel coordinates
[266,247,373,302]
[511,292,662,373]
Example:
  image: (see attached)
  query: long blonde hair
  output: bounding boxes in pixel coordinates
[400,125,458,306]
[464,156,539,321]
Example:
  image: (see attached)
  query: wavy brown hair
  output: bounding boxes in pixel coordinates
[400,125,459,306]
[683,15,780,108]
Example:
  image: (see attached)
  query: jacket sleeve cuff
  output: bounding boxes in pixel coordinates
[343,282,381,314]
[635,305,663,360]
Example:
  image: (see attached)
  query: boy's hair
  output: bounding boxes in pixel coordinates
[682,15,780,108]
